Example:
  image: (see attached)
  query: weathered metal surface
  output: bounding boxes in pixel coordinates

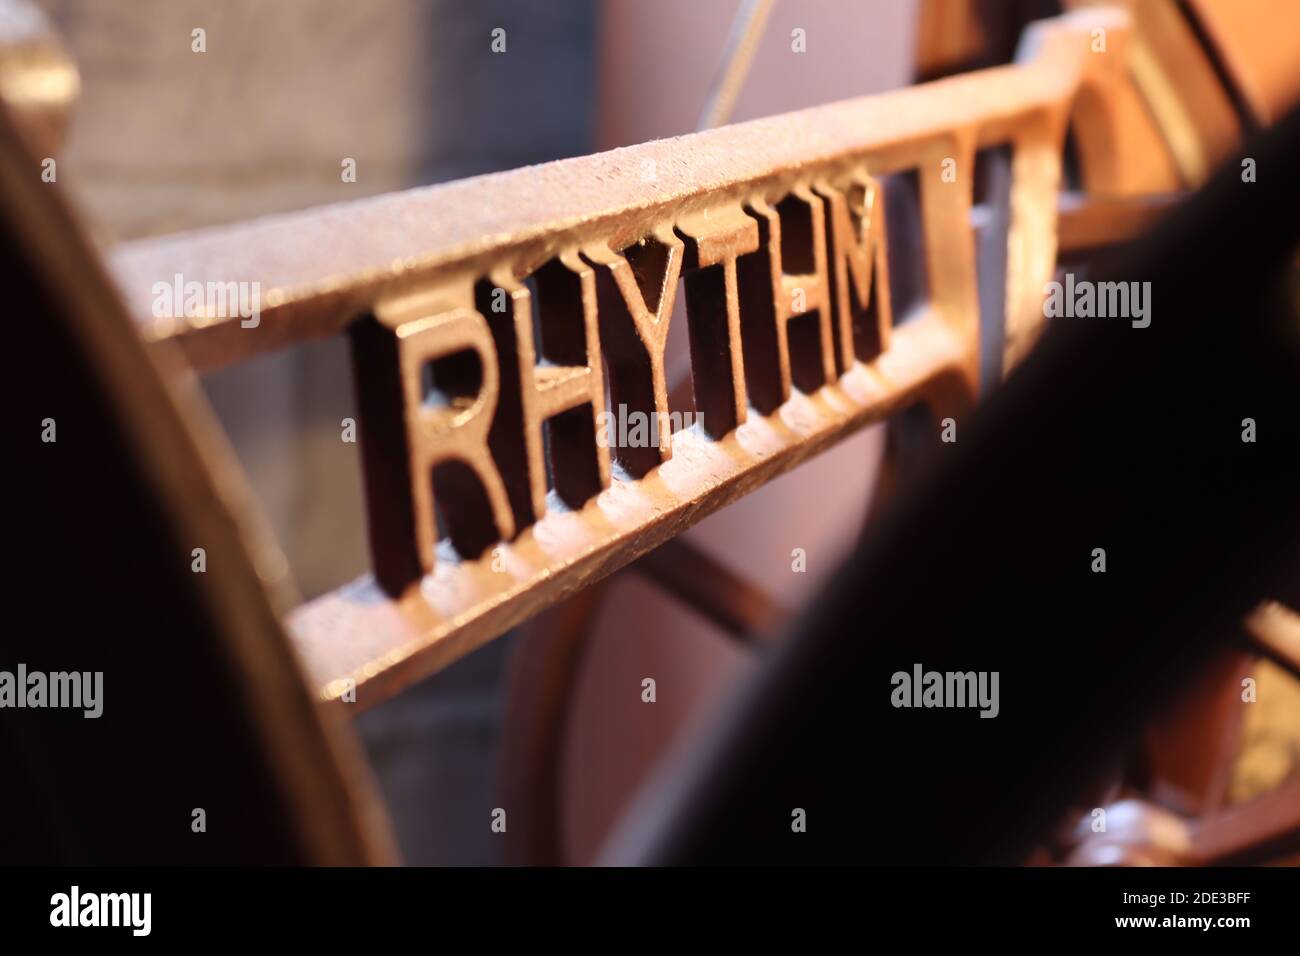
[102,9,1146,710]
[109,10,1153,372]
[96,5,1262,713]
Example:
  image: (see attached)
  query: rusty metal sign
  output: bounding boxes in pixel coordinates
[104,9,1180,709]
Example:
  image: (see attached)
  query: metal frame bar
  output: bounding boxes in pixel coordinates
[102,9,1169,711]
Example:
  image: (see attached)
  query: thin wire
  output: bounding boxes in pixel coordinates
[696,0,776,131]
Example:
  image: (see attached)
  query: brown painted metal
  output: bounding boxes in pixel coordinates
[632,537,788,642]
[109,10,1160,373]
[1056,191,1182,252]
[914,0,1059,82]
[1141,648,1254,817]
[498,583,609,866]
[1069,0,1242,186]
[27,2,1276,727]
[107,10,1161,710]
[1186,0,1300,125]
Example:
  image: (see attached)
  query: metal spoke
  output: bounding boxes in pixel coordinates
[696,0,775,131]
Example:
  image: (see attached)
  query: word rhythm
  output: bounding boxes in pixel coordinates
[351,172,895,594]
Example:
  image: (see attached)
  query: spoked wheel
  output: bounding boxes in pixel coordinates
[7,0,1299,866]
